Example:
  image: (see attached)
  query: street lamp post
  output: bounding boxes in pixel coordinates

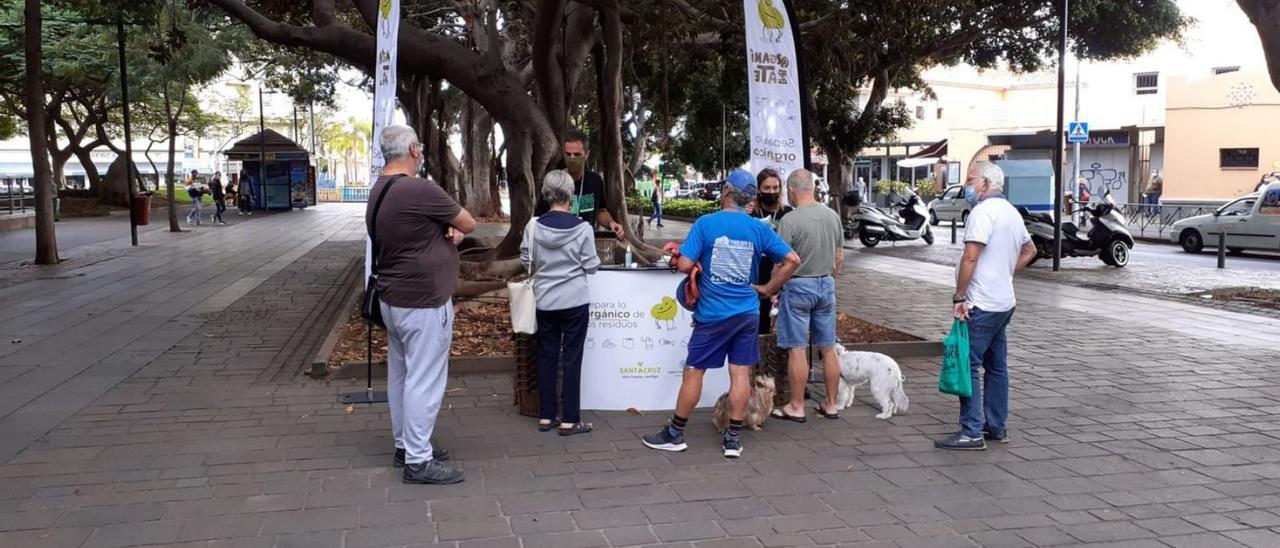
[1051,0,1069,272]
[116,17,138,246]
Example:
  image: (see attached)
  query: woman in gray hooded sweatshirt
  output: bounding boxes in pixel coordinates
[521,170,601,435]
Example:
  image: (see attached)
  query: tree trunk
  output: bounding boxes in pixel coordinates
[462,98,494,216]
[597,2,657,260]
[24,0,57,264]
[164,87,181,232]
[828,148,850,218]
[1239,0,1280,93]
[50,149,71,193]
[74,148,105,199]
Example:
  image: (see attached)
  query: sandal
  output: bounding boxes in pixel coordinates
[538,419,556,432]
[558,422,593,436]
[815,406,839,420]
[770,408,808,423]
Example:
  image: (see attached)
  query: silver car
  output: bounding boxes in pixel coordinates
[927,185,969,225]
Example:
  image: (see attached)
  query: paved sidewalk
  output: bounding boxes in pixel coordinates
[3,205,1280,547]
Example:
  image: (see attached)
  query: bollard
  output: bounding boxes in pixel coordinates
[1217,231,1226,269]
[950,220,957,244]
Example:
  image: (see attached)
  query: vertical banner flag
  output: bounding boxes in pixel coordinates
[743,0,806,180]
[368,0,400,280]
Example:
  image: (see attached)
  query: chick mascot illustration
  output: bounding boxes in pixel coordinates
[758,0,785,43]
[651,296,679,330]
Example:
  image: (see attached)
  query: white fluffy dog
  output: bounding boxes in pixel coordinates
[833,343,909,419]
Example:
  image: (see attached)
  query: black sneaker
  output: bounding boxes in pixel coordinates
[722,436,743,458]
[402,460,464,485]
[934,432,987,451]
[641,425,688,452]
[983,428,1010,444]
[393,446,452,468]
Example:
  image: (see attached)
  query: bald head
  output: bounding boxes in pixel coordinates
[787,169,817,205]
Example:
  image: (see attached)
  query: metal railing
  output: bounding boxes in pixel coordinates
[1115,202,1216,240]
[2,180,34,214]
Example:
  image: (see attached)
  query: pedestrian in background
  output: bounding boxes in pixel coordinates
[648,173,665,228]
[238,167,254,215]
[642,169,800,459]
[521,170,601,437]
[368,125,476,484]
[210,171,227,225]
[771,169,845,422]
[1146,170,1163,216]
[185,170,205,226]
[751,168,793,334]
[936,162,1036,451]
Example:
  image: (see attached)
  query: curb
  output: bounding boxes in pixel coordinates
[308,279,366,378]
[329,355,516,379]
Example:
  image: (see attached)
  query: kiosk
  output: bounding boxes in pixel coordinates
[223,129,314,210]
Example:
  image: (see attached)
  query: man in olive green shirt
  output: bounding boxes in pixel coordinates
[771,169,846,422]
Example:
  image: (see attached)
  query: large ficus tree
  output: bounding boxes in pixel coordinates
[205,0,640,260]
[1238,0,1280,92]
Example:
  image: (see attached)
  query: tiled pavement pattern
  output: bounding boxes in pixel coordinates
[3,205,1280,547]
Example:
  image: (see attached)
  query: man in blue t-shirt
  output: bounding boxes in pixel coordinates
[642,169,800,458]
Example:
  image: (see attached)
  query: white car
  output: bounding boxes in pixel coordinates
[1170,182,1280,253]
[927,185,969,225]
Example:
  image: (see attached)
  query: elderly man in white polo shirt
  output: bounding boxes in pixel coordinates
[935,161,1036,451]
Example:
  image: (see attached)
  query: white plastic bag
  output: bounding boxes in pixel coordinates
[508,279,537,334]
[509,222,537,334]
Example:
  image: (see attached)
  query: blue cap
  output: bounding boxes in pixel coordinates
[724,169,757,198]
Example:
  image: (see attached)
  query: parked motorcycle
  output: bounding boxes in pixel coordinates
[1020,191,1135,267]
[842,189,933,247]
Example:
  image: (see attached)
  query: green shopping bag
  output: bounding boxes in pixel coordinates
[939,319,972,397]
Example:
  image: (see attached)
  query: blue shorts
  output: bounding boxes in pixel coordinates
[776,276,837,349]
[685,313,760,369]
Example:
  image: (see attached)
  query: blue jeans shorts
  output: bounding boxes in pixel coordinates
[685,313,760,369]
[776,276,837,349]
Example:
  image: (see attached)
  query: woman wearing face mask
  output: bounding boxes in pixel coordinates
[751,168,794,334]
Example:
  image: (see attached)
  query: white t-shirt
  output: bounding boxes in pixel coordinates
[960,197,1031,313]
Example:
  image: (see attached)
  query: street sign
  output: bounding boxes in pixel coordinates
[1067,121,1089,143]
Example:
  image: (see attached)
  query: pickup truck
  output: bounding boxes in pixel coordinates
[1170,181,1280,254]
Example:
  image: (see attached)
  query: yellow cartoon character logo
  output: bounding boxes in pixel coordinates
[379,0,393,20]
[650,296,679,330]
[758,0,785,43]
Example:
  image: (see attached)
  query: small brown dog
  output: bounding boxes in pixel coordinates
[712,375,777,433]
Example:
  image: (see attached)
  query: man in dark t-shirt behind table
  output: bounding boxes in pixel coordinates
[534,129,626,239]
[367,125,476,486]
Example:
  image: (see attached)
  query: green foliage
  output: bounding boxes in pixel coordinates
[663,199,720,219]
[912,179,937,200]
[626,194,650,215]
[876,180,910,197]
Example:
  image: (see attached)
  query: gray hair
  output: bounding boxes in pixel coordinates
[541,170,575,205]
[786,169,815,192]
[724,183,756,208]
[380,125,420,161]
[973,161,1005,193]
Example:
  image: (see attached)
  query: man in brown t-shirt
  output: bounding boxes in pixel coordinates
[367,125,475,485]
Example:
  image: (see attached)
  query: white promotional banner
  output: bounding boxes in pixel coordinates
[367,0,400,280]
[744,0,805,180]
[371,0,399,183]
[579,270,729,411]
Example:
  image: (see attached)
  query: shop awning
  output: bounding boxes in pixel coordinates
[896,139,948,168]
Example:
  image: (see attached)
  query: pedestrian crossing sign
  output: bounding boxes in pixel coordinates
[1067,122,1089,143]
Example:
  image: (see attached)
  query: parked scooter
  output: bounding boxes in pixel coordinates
[1020,191,1135,267]
[842,189,933,247]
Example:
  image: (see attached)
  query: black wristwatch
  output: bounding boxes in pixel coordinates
[952,294,966,304]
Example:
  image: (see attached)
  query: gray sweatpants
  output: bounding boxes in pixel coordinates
[381,300,453,465]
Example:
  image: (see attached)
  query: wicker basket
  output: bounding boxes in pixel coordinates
[754,334,792,407]
[513,333,540,417]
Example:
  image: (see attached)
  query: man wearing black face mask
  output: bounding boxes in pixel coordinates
[751,168,793,333]
[534,129,626,239]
